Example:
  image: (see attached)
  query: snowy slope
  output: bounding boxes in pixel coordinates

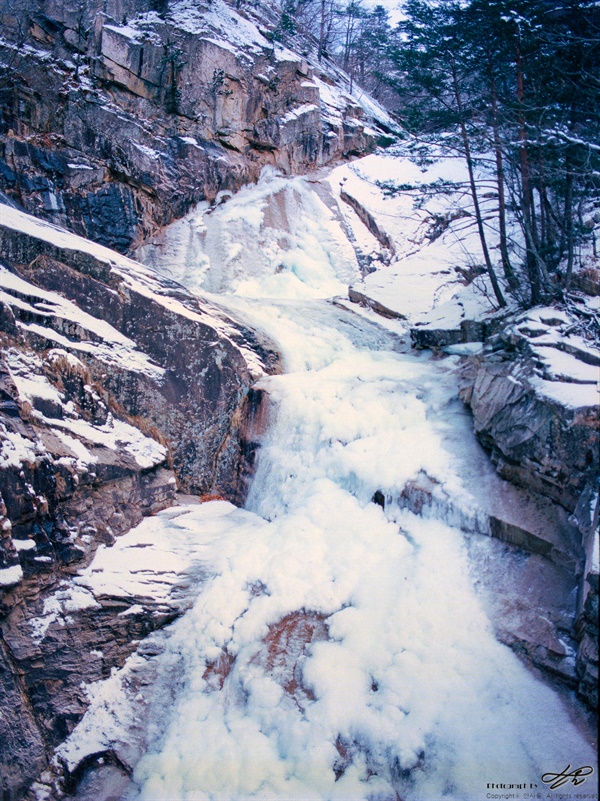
[0,204,269,378]
[41,157,597,801]
[326,145,505,329]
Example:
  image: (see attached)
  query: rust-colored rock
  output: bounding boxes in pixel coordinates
[256,610,329,705]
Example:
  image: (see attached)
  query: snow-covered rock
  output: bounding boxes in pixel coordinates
[459,307,599,515]
[0,202,277,798]
[325,147,502,330]
[0,0,397,252]
[455,305,599,707]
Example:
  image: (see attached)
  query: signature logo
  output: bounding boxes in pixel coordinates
[541,765,594,790]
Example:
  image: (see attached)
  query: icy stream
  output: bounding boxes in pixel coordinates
[61,169,597,801]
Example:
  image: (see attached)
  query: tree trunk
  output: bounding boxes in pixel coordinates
[343,14,352,70]
[319,0,326,61]
[563,150,574,290]
[451,65,506,307]
[489,61,516,289]
[516,30,543,304]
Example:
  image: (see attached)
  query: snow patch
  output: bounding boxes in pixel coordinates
[0,564,23,587]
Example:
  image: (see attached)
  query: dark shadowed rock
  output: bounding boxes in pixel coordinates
[0,635,48,799]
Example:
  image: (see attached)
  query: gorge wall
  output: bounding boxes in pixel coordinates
[457,309,599,709]
[0,0,395,253]
[0,205,278,799]
[0,2,597,796]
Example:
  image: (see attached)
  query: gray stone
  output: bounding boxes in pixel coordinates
[457,314,599,707]
[0,205,279,799]
[0,0,393,253]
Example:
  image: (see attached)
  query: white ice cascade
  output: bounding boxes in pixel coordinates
[68,168,596,801]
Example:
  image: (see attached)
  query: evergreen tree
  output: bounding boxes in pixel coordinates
[353,5,392,99]
[389,0,507,306]
[384,0,600,307]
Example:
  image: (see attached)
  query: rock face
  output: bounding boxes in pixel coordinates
[0,4,397,794]
[0,0,395,252]
[0,205,277,799]
[458,306,599,707]
[0,3,394,792]
[0,204,279,498]
[460,312,598,515]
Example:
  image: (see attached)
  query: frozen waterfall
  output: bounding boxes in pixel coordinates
[61,167,597,801]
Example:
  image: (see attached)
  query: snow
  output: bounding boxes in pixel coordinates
[131,142,160,161]
[325,148,507,328]
[74,502,230,605]
[0,204,132,267]
[168,0,270,56]
[531,376,599,409]
[103,23,146,43]
[0,564,23,587]
[313,76,350,124]
[501,307,600,398]
[13,538,36,551]
[59,160,598,800]
[272,44,303,63]
[535,346,600,384]
[119,603,145,616]
[5,351,64,404]
[311,75,396,133]
[590,529,599,578]
[44,414,167,470]
[0,204,267,379]
[0,425,44,468]
[0,346,166,473]
[45,349,85,370]
[348,86,397,128]
[0,266,165,380]
[280,103,319,124]
[29,583,100,644]
[16,321,166,378]
[178,135,201,146]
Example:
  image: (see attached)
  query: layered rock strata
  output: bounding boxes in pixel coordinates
[0,0,395,252]
[458,306,599,707]
[0,205,277,798]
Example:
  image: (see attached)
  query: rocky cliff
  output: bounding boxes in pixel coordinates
[458,306,599,708]
[0,1,397,794]
[0,204,278,799]
[0,0,395,253]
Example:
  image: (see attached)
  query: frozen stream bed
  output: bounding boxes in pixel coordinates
[51,168,597,801]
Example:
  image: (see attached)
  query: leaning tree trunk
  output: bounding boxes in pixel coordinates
[563,148,575,290]
[451,65,506,307]
[319,0,326,61]
[515,32,545,304]
[489,62,517,289]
